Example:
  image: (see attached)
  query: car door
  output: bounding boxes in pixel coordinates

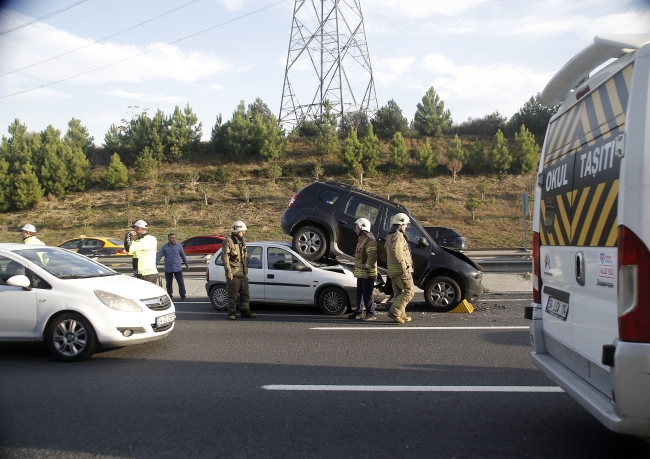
[78,238,104,257]
[245,245,265,301]
[264,246,312,304]
[182,238,199,254]
[0,254,37,339]
[332,195,381,258]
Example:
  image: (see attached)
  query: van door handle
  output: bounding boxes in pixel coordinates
[575,251,585,286]
[267,274,274,279]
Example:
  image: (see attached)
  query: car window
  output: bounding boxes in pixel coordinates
[60,239,80,249]
[318,189,342,206]
[108,239,123,246]
[214,250,223,265]
[248,246,263,269]
[267,247,299,270]
[0,254,51,289]
[82,239,104,249]
[203,238,219,246]
[14,248,116,279]
[345,196,380,227]
[183,239,198,247]
[385,210,421,242]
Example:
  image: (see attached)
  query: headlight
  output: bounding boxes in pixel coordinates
[95,290,143,312]
[472,272,482,281]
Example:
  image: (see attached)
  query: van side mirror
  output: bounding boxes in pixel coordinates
[418,237,430,248]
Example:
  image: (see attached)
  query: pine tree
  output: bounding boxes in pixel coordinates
[361,123,381,175]
[134,147,158,182]
[0,158,11,211]
[447,134,466,162]
[389,132,410,169]
[511,125,540,173]
[39,142,69,197]
[13,162,42,210]
[413,87,452,137]
[255,116,285,162]
[67,147,90,191]
[105,153,128,189]
[466,139,487,174]
[419,139,437,175]
[225,102,254,160]
[488,130,511,173]
[315,101,339,158]
[341,128,364,183]
[372,99,409,139]
[64,118,94,157]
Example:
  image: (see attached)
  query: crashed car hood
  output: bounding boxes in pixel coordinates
[440,247,482,271]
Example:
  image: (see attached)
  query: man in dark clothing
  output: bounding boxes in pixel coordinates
[351,218,378,320]
[156,233,190,300]
[223,220,257,320]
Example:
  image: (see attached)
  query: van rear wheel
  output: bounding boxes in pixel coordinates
[425,276,461,312]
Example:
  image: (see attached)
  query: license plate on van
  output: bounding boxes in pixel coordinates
[155,313,176,327]
[545,297,569,321]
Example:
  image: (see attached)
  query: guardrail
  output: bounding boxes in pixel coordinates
[95,250,532,274]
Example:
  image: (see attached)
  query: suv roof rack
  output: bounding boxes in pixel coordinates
[324,181,407,211]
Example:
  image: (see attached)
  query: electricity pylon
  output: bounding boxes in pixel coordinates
[278,0,378,130]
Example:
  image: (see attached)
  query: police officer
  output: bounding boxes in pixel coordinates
[20,224,45,245]
[386,213,414,324]
[125,220,159,284]
[223,220,257,320]
[352,217,378,320]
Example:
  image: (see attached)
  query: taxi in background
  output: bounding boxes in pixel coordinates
[58,236,128,257]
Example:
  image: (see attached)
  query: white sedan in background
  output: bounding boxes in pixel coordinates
[0,244,176,362]
[205,241,386,315]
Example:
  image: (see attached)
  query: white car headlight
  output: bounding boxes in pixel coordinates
[95,290,143,312]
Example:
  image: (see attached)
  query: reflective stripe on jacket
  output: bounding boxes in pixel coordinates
[354,231,377,279]
[223,234,248,277]
[128,234,158,276]
[386,229,413,277]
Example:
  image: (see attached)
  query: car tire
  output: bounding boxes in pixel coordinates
[210,284,229,311]
[424,276,462,312]
[318,286,349,315]
[45,313,97,362]
[292,226,327,261]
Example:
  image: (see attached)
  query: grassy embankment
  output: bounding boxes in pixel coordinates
[0,136,536,248]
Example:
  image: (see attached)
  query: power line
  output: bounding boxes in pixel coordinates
[0,0,286,100]
[1,0,202,77]
[0,0,91,36]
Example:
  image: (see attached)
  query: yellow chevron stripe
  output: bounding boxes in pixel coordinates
[579,101,596,146]
[548,232,556,246]
[560,105,583,157]
[556,195,571,245]
[622,64,633,91]
[589,180,619,246]
[591,90,608,135]
[571,186,591,242]
[606,217,618,247]
[578,182,606,246]
[540,229,548,245]
[567,189,577,207]
[606,78,624,118]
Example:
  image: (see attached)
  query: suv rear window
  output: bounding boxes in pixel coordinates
[318,190,342,206]
[345,197,380,226]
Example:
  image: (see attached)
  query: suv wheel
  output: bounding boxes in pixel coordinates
[293,226,327,260]
[210,285,229,310]
[425,276,461,312]
[318,286,349,315]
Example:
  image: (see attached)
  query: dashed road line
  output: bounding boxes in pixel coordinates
[309,326,529,330]
[262,385,563,392]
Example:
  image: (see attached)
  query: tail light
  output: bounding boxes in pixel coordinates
[532,231,542,303]
[618,225,650,343]
[288,193,299,208]
[117,249,127,255]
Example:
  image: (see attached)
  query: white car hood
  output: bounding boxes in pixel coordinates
[64,274,168,300]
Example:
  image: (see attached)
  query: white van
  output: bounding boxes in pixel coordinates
[528,34,650,437]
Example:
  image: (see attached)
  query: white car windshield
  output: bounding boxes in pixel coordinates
[14,248,117,279]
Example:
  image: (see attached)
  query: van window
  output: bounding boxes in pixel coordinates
[345,197,380,227]
[318,190,342,206]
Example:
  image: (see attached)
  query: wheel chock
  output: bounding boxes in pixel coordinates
[448,299,474,313]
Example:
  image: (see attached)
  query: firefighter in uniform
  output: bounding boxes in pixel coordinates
[125,220,159,284]
[386,213,414,324]
[20,224,45,245]
[223,220,257,320]
[352,218,378,321]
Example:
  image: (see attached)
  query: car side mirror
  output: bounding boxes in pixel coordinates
[292,262,311,272]
[418,237,430,248]
[6,275,32,290]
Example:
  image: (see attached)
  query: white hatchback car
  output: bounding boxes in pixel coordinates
[0,244,176,362]
[205,241,383,315]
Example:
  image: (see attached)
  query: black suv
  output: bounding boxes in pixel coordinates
[281,181,483,311]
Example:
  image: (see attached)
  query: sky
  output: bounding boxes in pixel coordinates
[0,0,649,145]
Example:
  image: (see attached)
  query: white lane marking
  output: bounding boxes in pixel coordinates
[262,385,563,392]
[174,301,210,304]
[478,299,532,302]
[310,326,529,330]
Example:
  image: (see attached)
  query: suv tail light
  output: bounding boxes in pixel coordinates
[533,231,542,303]
[618,225,650,343]
[288,193,299,208]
